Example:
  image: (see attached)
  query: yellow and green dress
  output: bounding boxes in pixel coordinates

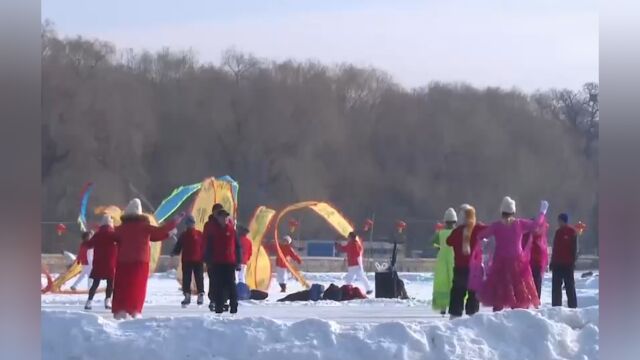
[431,228,454,312]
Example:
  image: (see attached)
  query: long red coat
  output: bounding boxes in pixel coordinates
[114,215,177,263]
[112,215,177,315]
[86,225,118,280]
[335,238,363,266]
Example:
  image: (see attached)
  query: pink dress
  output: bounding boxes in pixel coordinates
[475,215,544,310]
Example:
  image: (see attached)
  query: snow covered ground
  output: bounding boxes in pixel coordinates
[41,270,599,360]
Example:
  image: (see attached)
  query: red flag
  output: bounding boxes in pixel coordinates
[56,223,67,236]
[363,219,374,231]
[288,218,299,234]
[395,220,407,233]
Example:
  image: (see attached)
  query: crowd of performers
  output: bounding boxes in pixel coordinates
[431,196,579,319]
[69,195,579,320]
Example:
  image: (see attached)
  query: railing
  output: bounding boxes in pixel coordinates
[41,254,600,274]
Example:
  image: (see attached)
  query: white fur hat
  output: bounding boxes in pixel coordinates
[101,215,114,227]
[500,196,516,214]
[280,235,293,245]
[443,208,457,222]
[124,198,142,216]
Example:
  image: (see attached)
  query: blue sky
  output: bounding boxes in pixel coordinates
[42,0,598,91]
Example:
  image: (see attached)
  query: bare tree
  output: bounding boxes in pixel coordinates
[220,47,261,85]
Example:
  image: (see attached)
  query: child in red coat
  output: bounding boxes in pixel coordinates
[236,226,252,284]
[112,199,182,319]
[172,215,205,307]
[70,231,93,291]
[268,236,302,293]
[83,215,118,310]
[335,232,372,295]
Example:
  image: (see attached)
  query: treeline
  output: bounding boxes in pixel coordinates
[41,22,598,256]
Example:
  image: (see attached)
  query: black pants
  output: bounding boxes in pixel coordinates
[88,278,113,300]
[212,264,238,313]
[182,261,204,295]
[448,267,480,317]
[531,265,542,300]
[552,265,577,308]
[207,264,216,302]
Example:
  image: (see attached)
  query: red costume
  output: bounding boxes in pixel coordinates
[267,243,302,268]
[240,235,253,265]
[335,237,363,266]
[86,225,118,280]
[205,219,238,265]
[176,228,204,262]
[551,225,578,266]
[522,221,549,269]
[446,223,488,267]
[112,214,177,316]
[76,242,90,265]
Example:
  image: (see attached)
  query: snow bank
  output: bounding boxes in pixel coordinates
[41,306,598,360]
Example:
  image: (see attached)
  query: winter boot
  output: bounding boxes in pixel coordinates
[230,304,238,314]
[104,298,112,309]
[70,286,77,292]
[214,303,226,314]
[84,300,92,310]
[440,309,447,316]
[181,293,191,308]
[209,302,215,312]
[366,290,373,295]
[197,293,205,306]
[279,283,287,293]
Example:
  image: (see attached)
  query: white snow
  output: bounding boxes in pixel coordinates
[41,270,599,360]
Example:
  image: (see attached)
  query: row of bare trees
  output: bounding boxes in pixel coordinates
[41,22,598,256]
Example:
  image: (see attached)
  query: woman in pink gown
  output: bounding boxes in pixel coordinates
[474,196,549,311]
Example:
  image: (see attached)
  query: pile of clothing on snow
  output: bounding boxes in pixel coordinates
[277,283,368,302]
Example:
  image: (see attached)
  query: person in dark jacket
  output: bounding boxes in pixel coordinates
[550,213,578,308]
[203,208,241,313]
[84,215,118,310]
[172,215,205,307]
